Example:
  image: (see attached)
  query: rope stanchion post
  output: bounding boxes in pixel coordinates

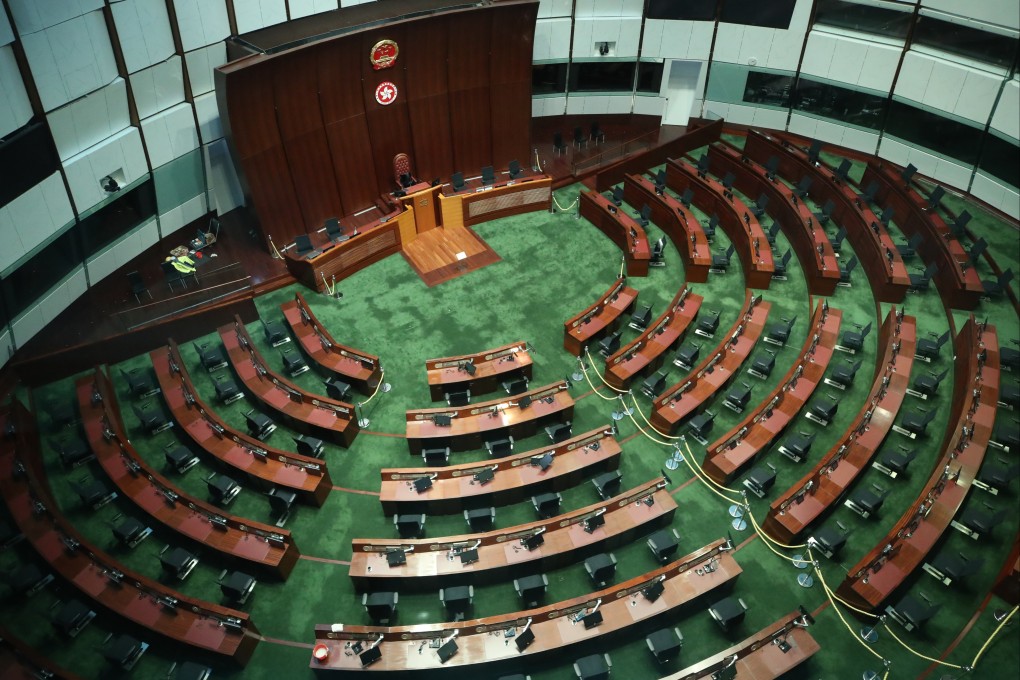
[268,235,283,259]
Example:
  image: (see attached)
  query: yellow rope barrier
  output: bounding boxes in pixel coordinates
[359,369,386,406]
[744,509,806,563]
[971,606,1017,668]
[552,194,579,212]
[582,349,628,393]
[809,548,888,663]
[628,392,684,440]
[578,361,620,402]
[881,621,964,670]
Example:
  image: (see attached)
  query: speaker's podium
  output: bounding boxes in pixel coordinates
[398,183,442,239]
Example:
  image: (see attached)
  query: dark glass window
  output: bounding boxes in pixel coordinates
[1,229,82,320]
[793,77,886,129]
[569,62,636,92]
[637,62,664,94]
[913,15,1019,70]
[979,134,1020,189]
[813,0,911,40]
[78,180,157,257]
[744,71,794,107]
[532,64,568,95]
[720,0,797,29]
[885,100,984,165]
[0,118,61,209]
[647,0,717,21]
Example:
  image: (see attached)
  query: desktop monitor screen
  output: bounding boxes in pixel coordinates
[413,477,432,493]
[459,548,479,565]
[643,581,665,602]
[583,513,605,533]
[437,639,458,663]
[515,627,535,651]
[582,610,604,629]
[385,550,406,567]
[523,533,545,551]
[533,453,553,471]
[359,646,382,667]
[518,395,533,409]
[473,467,495,484]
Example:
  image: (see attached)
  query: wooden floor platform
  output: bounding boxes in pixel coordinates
[401,226,501,287]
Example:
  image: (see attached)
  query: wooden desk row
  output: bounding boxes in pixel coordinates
[313,539,740,672]
[405,381,574,455]
[282,292,382,394]
[745,130,910,303]
[703,301,842,485]
[708,143,840,296]
[0,402,260,666]
[439,174,553,229]
[579,191,651,276]
[283,209,409,294]
[667,159,775,289]
[0,624,83,680]
[151,341,331,506]
[664,610,821,680]
[651,291,771,435]
[763,309,917,545]
[624,173,711,282]
[425,341,533,402]
[351,478,674,591]
[863,161,984,310]
[220,315,359,447]
[563,278,639,357]
[78,369,300,579]
[604,286,704,391]
[380,426,620,515]
[837,317,998,611]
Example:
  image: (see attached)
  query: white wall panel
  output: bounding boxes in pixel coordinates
[897,52,1000,125]
[234,0,288,34]
[576,0,642,17]
[204,139,245,214]
[111,0,175,74]
[724,103,755,126]
[172,0,230,52]
[194,92,223,143]
[953,69,1001,124]
[130,56,185,120]
[828,36,868,85]
[788,112,818,139]
[141,102,200,169]
[737,27,775,69]
[633,96,665,117]
[537,0,572,19]
[7,0,103,36]
[85,217,159,283]
[534,18,571,61]
[713,24,743,64]
[341,0,376,6]
[925,59,969,112]
[894,51,934,104]
[572,18,640,58]
[801,32,837,80]
[46,78,130,161]
[288,0,339,19]
[642,21,713,60]
[751,107,787,131]
[990,80,1019,139]
[921,0,1020,31]
[931,157,974,190]
[0,173,75,273]
[11,266,87,349]
[184,43,227,97]
[605,95,632,114]
[21,11,118,111]
[840,127,879,155]
[0,46,33,139]
[859,42,900,93]
[63,127,148,215]
[159,192,208,236]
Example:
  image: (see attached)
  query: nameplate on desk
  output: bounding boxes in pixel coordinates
[305,250,323,260]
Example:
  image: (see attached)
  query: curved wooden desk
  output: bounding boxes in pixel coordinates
[220,315,359,447]
[78,369,299,579]
[663,610,820,680]
[352,478,674,591]
[667,159,775,289]
[745,130,910,303]
[282,292,382,394]
[380,426,620,514]
[651,291,771,435]
[836,317,997,611]
[425,341,533,401]
[708,143,840,296]
[0,624,84,680]
[313,539,740,672]
[563,278,638,357]
[439,174,552,229]
[283,210,409,293]
[863,161,984,310]
[624,173,711,282]
[0,402,260,666]
[151,341,331,506]
[579,191,651,276]
[603,286,704,391]
[763,309,916,545]
[405,381,574,455]
[703,301,841,485]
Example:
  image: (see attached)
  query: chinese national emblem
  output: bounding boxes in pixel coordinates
[375,81,398,106]
[370,40,399,70]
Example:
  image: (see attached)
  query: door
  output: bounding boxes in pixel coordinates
[662,61,702,126]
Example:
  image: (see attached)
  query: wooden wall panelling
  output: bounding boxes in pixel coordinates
[361,26,414,194]
[403,20,454,182]
[447,13,493,172]
[489,4,536,167]
[272,51,344,231]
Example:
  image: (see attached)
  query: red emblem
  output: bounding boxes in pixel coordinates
[375,81,398,106]
[371,40,398,70]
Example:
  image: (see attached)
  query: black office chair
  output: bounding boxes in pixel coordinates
[641,370,668,398]
[440,585,474,622]
[770,249,792,280]
[514,574,549,608]
[262,318,289,347]
[764,315,796,347]
[654,169,666,192]
[766,221,781,246]
[674,341,701,369]
[876,445,919,478]
[975,459,1020,494]
[838,320,871,353]
[629,304,653,331]
[111,514,151,549]
[445,389,470,406]
[592,470,622,500]
[879,205,895,226]
[696,153,710,177]
[503,376,530,395]
[650,236,666,267]
[721,172,735,191]
[132,402,171,435]
[119,367,158,399]
[102,633,148,671]
[827,359,862,390]
[394,513,426,538]
[806,139,822,164]
[993,418,1019,452]
[830,225,847,253]
[646,627,683,665]
[325,218,347,243]
[886,592,940,632]
[925,551,983,587]
[590,121,605,145]
[680,188,693,208]
[362,592,398,624]
[915,329,951,362]
[268,487,298,527]
[212,374,241,405]
[164,444,198,474]
[704,214,718,240]
[219,569,256,605]
[481,165,495,185]
[845,482,889,519]
[969,237,987,262]
[764,155,779,180]
[74,478,116,510]
[573,126,587,149]
[127,271,151,303]
[911,367,949,399]
[949,209,972,238]
[809,521,849,558]
[815,199,835,226]
[161,260,187,291]
[723,382,752,413]
[743,462,777,497]
[806,393,838,426]
[244,409,276,440]
[635,203,651,227]
[280,347,308,377]
[954,503,1006,539]
[553,131,567,155]
[545,421,572,443]
[708,596,748,632]
[422,446,451,465]
[159,544,198,580]
[833,158,852,182]
[508,159,522,179]
[859,179,879,204]
[464,507,495,531]
[687,409,715,442]
[324,377,352,401]
[751,193,769,218]
[909,262,937,293]
[584,552,618,588]
[897,232,923,259]
[53,598,95,637]
[293,234,314,258]
[838,254,858,286]
[598,330,622,357]
[532,492,562,518]
[711,244,734,272]
[982,269,1013,298]
[796,175,813,198]
[450,171,466,193]
[293,434,324,457]
[611,185,623,206]
[206,473,241,506]
[194,342,227,372]
[748,348,775,379]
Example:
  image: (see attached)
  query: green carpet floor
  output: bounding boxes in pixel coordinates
[4,151,1019,680]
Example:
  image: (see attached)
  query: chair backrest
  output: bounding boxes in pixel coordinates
[769,221,781,237]
[573,126,584,142]
[324,217,341,236]
[393,153,411,185]
[845,255,858,274]
[835,158,851,179]
[937,329,951,347]
[127,271,143,288]
[863,180,878,200]
[798,175,813,192]
[923,261,938,280]
[294,234,312,254]
[807,139,822,162]
[612,185,623,201]
[726,244,735,258]
[652,237,665,257]
[481,166,495,184]
[709,214,719,229]
[901,163,917,184]
[553,131,564,148]
[849,359,863,375]
[908,232,923,248]
[508,159,521,177]
[161,261,179,276]
[969,237,987,260]
[928,185,945,208]
[860,321,872,338]
[954,210,972,230]
[766,156,779,175]
[722,172,735,189]
[833,226,847,242]
[656,169,666,186]
[682,188,693,204]
[781,249,792,266]
[822,199,834,215]
[697,154,709,173]
[640,204,650,220]
[999,269,1015,287]
[880,206,894,223]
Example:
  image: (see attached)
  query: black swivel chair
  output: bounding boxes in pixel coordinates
[611,185,623,206]
[590,121,605,145]
[451,172,466,192]
[161,260,187,291]
[592,470,622,499]
[293,234,314,258]
[876,445,919,478]
[267,487,298,526]
[635,204,651,227]
[514,573,549,608]
[194,342,227,372]
[909,262,937,293]
[723,382,752,413]
[879,205,895,226]
[641,370,668,398]
[481,165,495,185]
[806,139,822,164]
[120,368,158,399]
[159,544,198,580]
[859,179,879,204]
[838,254,858,285]
[839,321,871,353]
[711,245,735,272]
[886,592,940,632]
[778,431,816,462]
[244,409,276,440]
[324,377,352,401]
[464,507,495,531]
[687,410,715,442]
[598,330,622,357]
[674,341,701,369]
[845,482,889,519]
[954,503,1006,539]
[206,473,241,505]
[132,402,171,435]
[764,315,796,346]
[975,459,1020,494]
[363,591,398,624]
[219,569,256,605]
[440,585,474,622]
[532,492,562,518]
[293,434,324,457]
[281,347,308,376]
[508,160,522,179]
[708,596,748,632]
[897,232,923,259]
[751,193,769,218]
[680,188,694,208]
[545,421,572,443]
[573,126,587,149]
[111,514,151,549]
[646,628,683,665]
[164,444,198,473]
[766,221,781,246]
[102,633,148,671]
[696,153,710,177]
[394,513,426,538]
[764,155,779,180]
[650,236,666,267]
[827,359,863,389]
[53,598,95,637]
[815,199,835,225]
[629,304,653,331]
[748,348,776,378]
[830,225,847,253]
[834,158,852,182]
[916,330,951,362]
[912,367,950,399]
[796,175,813,198]
[969,237,987,261]
[127,271,151,303]
[924,551,983,587]
[704,214,718,240]
[806,393,838,425]
[445,389,470,406]
[584,553,618,588]
[744,463,777,497]
[809,521,849,558]
[982,269,1014,299]
[553,132,567,155]
[262,318,289,346]
[325,218,347,243]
